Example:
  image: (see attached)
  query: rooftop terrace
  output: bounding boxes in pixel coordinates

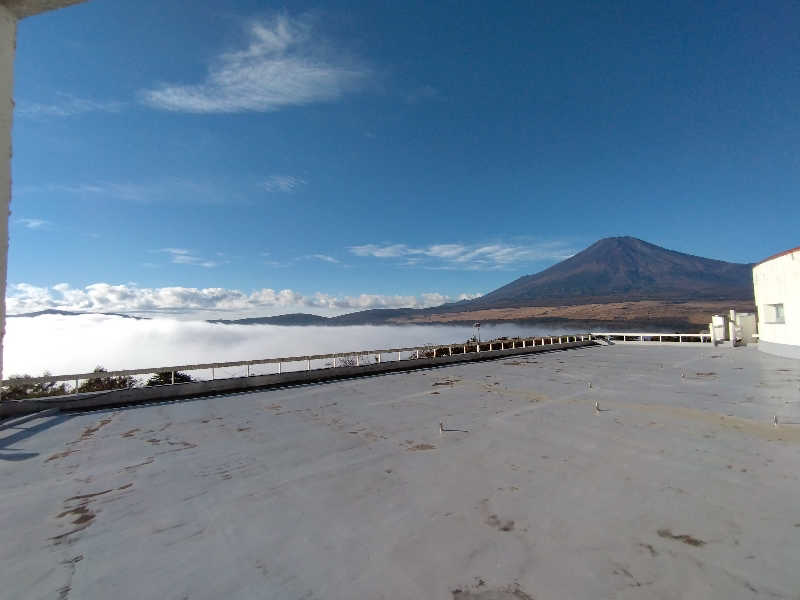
[2,344,800,599]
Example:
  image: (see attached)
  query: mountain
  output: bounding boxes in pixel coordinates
[457,236,754,309]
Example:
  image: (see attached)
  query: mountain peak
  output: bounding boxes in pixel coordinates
[465,237,753,308]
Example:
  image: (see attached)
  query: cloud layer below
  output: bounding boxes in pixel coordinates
[7,283,481,319]
[5,314,578,376]
[141,14,369,113]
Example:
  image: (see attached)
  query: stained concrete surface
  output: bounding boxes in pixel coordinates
[1,345,800,599]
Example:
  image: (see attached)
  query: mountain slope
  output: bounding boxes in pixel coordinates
[460,237,753,309]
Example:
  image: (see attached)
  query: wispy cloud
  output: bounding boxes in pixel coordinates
[262,175,306,193]
[156,248,224,269]
[350,244,410,258]
[16,179,227,205]
[140,13,370,114]
[16,94,125,119]
[7,283,482,317]
[349,241,576,270]
[16,218,51,230]
[307,254,340,264]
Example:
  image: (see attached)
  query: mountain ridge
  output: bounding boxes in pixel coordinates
[210,237,755,327]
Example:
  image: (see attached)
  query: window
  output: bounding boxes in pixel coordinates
[764,303,785,324]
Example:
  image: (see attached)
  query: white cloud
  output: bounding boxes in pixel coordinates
[6,282,482,319]
[16,218,51,229]
[349,241,576,270]
[16,94,125,119]
[156,248,223,269]
[140,14,369,113]
[262,175,306,193]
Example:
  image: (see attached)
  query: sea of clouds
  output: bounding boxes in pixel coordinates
[4,314,581,377]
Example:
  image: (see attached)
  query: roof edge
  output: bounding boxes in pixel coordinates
[755,246,800,267]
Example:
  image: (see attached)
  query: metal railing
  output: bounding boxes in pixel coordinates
[594,332,712,343]
[2,334,593,392]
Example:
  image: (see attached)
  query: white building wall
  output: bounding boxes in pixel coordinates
[753,248,800,359]
[0,3,15,392]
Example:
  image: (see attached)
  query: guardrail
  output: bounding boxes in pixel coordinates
[593,332,712,343]
[2,334,593,391]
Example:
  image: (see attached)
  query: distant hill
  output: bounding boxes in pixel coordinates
[209,309,419,326]
[456,236,754,309]
[8,309,147,320]
[209,313,330,326]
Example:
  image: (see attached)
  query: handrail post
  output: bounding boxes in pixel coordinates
[171,371,175,385]
[397,351,401,361]
[307,358,311,370]
[377,353,381,364]
[278,361,282,374]
[415,350,419,360]
[449,346,452,356]
[211,368,215,380]
[357,355,360,366]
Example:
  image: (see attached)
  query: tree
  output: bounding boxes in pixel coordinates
[145,371,193,386]
[77,366,137,393]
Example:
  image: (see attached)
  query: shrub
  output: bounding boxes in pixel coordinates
[3,372,67,400]
[77,366,137,393]
[146,371,194,386]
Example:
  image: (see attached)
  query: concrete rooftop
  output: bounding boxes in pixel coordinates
[2,344,800,599]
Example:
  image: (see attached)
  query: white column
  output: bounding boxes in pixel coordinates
[0,5,16,397]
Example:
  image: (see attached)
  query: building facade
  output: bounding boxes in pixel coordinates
[753,246,800,359]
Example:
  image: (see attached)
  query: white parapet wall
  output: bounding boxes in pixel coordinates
[0,337,595,419]
[753,246,800,359]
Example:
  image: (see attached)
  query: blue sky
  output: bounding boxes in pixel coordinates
[8,0,800,317]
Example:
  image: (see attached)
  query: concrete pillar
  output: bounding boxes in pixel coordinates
[0,5,15,397]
